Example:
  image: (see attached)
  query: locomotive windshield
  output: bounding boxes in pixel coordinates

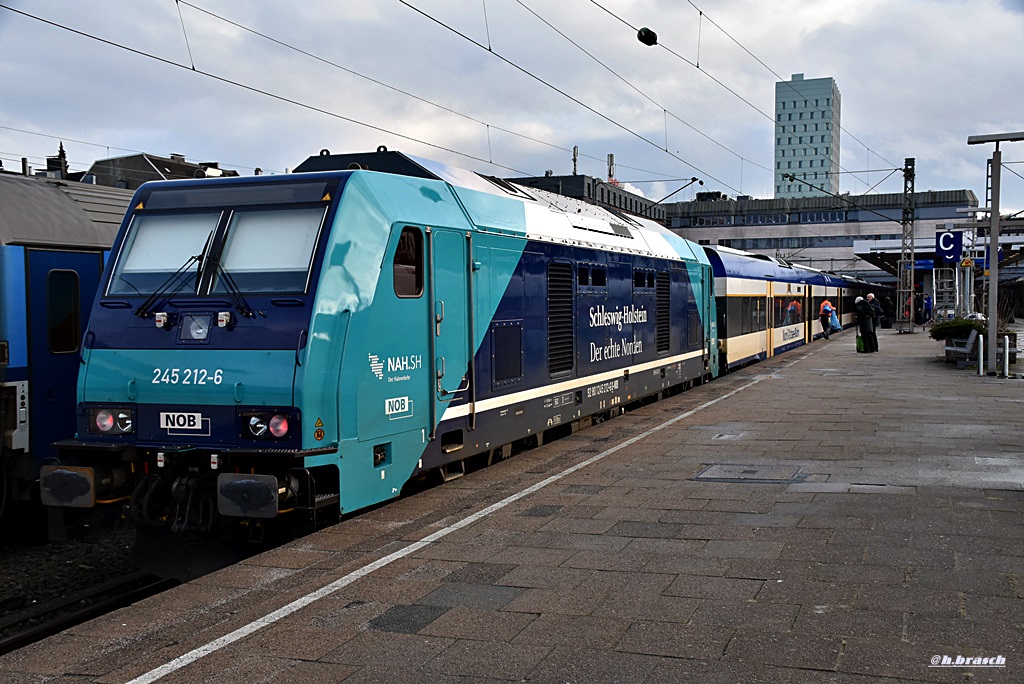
[211,207,323,294]
[107,180,332,297]
[107,213,217,296]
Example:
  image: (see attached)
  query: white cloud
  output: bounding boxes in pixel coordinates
[0,0,1021,211]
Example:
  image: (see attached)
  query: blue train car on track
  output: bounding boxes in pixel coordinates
[40,149,720,575]
[0,173,130,532]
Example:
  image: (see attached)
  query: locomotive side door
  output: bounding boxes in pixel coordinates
[25,248,104,464]
[428,228,471,421]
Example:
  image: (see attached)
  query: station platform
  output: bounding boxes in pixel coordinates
[3,326,1022,683]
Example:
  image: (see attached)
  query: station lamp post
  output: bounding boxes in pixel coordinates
[967,132,1024,374]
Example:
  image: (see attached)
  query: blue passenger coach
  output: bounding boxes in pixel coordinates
[1,173,128,533]
[41,150,716,566]
[706,245,859,370]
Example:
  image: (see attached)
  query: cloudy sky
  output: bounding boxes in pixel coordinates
[1,0,1022,213]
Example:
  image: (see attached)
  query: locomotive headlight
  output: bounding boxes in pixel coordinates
[179,313,211,342]
[241,411,296,441]
[248,415,268,437]
[89,408,134,434]
[95,409,115,432]
[268,414,289,437]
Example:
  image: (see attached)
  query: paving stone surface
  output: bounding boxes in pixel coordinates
[2,327,1023,683]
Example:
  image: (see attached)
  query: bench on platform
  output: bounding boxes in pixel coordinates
[944,329,979,369]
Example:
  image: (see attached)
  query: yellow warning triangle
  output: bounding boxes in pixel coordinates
[321,192,331,202]
[314,418,324,427]
[135,201,144,210]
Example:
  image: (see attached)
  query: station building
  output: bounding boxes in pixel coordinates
[663,189,980,284]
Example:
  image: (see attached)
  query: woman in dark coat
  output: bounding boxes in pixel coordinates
[854,296,876,353]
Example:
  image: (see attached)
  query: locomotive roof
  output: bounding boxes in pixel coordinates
[295,149,707,266]
[0,173,133,249]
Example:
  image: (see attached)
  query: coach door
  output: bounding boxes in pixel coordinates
[427,228,473,437]
[26,248,104,461]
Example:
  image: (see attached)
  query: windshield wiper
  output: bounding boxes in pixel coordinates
[135,231,213,319]
[214,262,260,319]
[134,254,202,318]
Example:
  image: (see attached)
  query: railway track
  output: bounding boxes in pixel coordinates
[0,570,177,655]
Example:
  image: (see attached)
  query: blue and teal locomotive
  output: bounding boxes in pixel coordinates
[40,149,720,572]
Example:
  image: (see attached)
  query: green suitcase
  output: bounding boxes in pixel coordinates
[856,334,864,353]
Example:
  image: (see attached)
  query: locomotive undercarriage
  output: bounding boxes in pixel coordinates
[42,445,341,546]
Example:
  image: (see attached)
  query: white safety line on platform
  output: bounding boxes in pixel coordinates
[125,373,769,684]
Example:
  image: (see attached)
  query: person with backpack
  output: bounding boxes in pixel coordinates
[819,298,834,340]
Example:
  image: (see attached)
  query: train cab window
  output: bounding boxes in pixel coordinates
[48,270,80,354]
[213,207,324,294]
[109,213,218,295]
[591,267,606,288]
[393,227,423,298]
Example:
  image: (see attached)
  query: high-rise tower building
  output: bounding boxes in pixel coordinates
[774,74,841,199]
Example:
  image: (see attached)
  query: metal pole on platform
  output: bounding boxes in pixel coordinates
[968,132,1024,375]
[986,149,1001,375]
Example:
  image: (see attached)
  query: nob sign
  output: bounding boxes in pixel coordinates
[936,230,964,263]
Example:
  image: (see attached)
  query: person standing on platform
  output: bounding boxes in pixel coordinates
[866,293,882,352]
[855,296,875,353]
[923,293,933,323]
[819,298,834,340]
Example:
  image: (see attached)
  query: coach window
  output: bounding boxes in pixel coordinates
[48,269,81,354]
[393,227,423,297]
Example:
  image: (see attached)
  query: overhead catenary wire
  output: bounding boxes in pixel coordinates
[513,0,771,175]
[590,0,894,191]
[683,0,900,170]
[175,1,576,164]
[0,3,534,177]
[397,0,740,193]
[0,2,930,199]
[175,0,711,186]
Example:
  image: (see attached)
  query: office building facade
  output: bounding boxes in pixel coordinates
[775,74,841,199]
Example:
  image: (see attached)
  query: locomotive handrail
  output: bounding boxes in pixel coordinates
[426,226,438,440]
[466,232,477,431]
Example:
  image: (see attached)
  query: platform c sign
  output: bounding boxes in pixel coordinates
[936,230,963,263]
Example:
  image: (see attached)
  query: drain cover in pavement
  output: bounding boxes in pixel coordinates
[691,464,807,484]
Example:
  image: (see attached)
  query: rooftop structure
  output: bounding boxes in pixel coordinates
[85,152,238,190]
